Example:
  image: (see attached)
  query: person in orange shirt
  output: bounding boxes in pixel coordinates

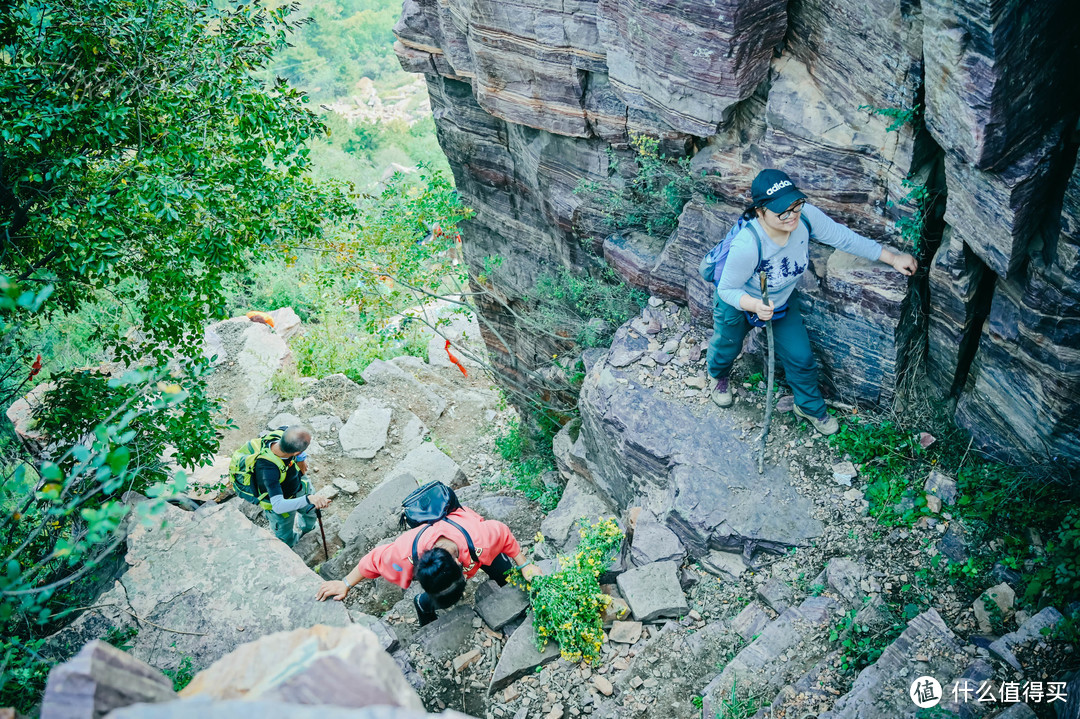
[315,506,542,625]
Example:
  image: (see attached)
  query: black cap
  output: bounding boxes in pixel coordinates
[751,169,808,213]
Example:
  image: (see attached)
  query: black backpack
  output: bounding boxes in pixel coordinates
[401,481,479,566]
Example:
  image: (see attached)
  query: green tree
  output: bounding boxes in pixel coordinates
[0,0,360,707]
[1,0,355,362]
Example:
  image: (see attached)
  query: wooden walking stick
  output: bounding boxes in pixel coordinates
[315,508,330,560]
[757,271,775,474]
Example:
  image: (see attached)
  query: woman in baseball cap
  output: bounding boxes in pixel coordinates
[706,169,917,435]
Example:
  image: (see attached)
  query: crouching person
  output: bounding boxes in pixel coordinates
[229,425,331,547]
[315,505,541,625]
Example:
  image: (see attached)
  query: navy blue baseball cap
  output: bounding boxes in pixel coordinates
[751,169,808,213]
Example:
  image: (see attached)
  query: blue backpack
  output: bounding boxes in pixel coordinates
[699,214,812,286]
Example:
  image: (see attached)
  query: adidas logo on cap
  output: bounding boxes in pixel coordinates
[765,181,792,196]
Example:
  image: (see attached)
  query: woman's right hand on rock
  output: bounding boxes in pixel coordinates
[756,299,775,321]
[316,580,348,601]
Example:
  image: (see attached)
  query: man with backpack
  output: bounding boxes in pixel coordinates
[229,425,331,547]
[314,483,540,625]
[700,169,917,435]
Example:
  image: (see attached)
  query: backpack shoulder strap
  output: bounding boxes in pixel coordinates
[745,222,765,272]
[801,214,812,236]
[411,518,480,566]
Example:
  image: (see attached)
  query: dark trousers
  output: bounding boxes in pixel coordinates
[414,553,514,624]
[706,293,828,418]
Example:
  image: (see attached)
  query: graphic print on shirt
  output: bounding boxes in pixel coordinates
[758,255,806,291]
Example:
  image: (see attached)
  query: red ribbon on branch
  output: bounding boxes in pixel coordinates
[28,354,42,381]
[444,340,467,377]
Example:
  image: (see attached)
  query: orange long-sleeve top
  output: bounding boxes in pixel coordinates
[356,507,522,589]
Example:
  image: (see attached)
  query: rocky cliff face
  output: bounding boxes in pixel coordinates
[394,0,1080,469]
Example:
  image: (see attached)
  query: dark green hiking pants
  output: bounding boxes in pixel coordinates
[706,292,828,419]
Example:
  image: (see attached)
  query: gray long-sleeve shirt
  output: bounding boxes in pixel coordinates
[716,203,883,310]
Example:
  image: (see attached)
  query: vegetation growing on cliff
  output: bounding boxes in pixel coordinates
[576,134,709,238]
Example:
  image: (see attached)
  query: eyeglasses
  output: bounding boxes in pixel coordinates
[775,201,805,221]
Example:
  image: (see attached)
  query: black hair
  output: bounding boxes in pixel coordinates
[741,203,759,221]
[415,547,466,608]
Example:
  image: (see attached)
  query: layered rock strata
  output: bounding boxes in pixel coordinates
[396,0,1080,469]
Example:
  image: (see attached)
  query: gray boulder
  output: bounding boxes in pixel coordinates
[180,625,420,709]
[267,413,302,430]
[629,516,685,566]
[324,471,421,579]
[616,561,688,623]
[411,606,478,661]
[579,359,824,560]
[540,475,616,553]
[390,443,466,488]
[340,400,393,459]
[47,503,350,677]
[474,580,530,631]
[468,495,542,543]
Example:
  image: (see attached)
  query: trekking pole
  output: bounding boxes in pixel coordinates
[757,271,775,474]
[315,508,329,560]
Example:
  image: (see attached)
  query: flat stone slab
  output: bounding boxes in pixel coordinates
[607,620,642,644]
[489,614,560,693]
[731,602,771,642]
[698,550,747,580]
[308,414,343,434]
[392,443,466,488]
[757,577,796,614]
[825,557,865,606]
[579,360,824,559]
[267,413,302,429]
[412,606,478,661]
[989,607,1063,670]
[616,561,688,622]
[339,400,393,459]
[630,516,685,566]
[475,580,530,631]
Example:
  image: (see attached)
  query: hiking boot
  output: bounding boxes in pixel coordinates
[793,405,839,436]
[710,376,733,407]
[413,593,438,627]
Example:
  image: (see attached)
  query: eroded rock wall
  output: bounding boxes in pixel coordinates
[395,0,1080,469]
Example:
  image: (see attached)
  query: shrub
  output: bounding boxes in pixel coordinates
[575,134,707,238]
[490,416,562,512]
[516,518,624,663]
[531,263,648,349]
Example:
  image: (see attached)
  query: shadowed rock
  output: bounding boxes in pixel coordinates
[488,614,560,693]
[41,640,176,719]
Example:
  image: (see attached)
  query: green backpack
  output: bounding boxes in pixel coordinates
[228,428,288,510]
